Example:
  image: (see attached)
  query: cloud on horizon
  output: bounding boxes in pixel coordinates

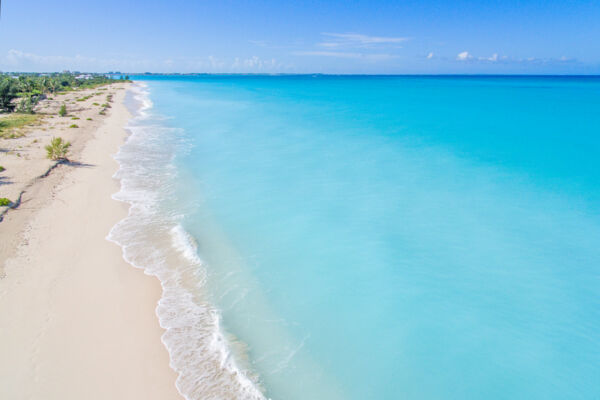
[456,51,473,61]
[0,49,290,73]
[453,50,579,66]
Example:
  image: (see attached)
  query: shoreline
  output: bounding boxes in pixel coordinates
[0,84,183,399]
[109,83,267,400]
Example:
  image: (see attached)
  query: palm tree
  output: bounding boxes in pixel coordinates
[48,79,59,94]
[39,76,51,94]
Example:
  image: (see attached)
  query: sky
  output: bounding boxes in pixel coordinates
[0,0,599,74]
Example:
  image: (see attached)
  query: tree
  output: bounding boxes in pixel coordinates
[45,137,71,160]
[17,95,35,114]
[48,79,59,94]
[0,78,18,112]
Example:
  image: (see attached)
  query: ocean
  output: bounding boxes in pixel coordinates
[109,75,600,399]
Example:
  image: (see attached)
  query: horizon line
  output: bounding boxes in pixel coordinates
[3,71,600,77]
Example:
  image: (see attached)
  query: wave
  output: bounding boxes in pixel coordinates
[107,83,267,400]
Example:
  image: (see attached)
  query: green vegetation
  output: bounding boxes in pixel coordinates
[86,118,92,121]
[0,166,5,172]
[45,137,71,160]
[101,103,111,108]
[0,79,18,111]
[71,117,80,120]
[0,198,11,207]
[16,95,36,114]
[69,124,79,128]
[77,94,94,102]
[0,73,114,113]
[59,103,67,117]
[0,114,42,138]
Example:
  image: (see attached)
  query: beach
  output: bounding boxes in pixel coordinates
[2,75,599,400]
[0,84,182,399]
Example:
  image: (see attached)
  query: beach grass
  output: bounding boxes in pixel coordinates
[0,114,43,139]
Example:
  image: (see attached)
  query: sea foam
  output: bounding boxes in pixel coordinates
[107,83,266,400]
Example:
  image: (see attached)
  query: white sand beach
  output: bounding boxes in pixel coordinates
[0,85,183,400]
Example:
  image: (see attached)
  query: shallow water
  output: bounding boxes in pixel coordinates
[114,76,600,399]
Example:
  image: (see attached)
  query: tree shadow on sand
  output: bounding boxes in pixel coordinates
[63,160,95,168]
[0,175,12,186]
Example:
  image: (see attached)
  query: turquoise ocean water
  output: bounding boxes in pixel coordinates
[111,76,600,400]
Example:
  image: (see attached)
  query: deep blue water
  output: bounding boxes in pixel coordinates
[130,75,600,399]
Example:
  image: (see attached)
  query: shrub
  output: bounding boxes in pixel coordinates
[17,96,36,114]
[92,102,100,106]
[0,198,11,207]
[0,166,5,172]
[86,118,92,121]
[76,95,93,102]
[69,124,79,128]
[45,137,71,160]
[59,103,67,117]
[71,117,80,120]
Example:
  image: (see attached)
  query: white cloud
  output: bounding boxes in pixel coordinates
[427,52,434,59]
[230,56,283,71]
[1,49,152,72]
[456,51,472,61]
[294,51,362,58]
[318,32,408,48]
[292,51,396,62]
[292,32,406,63]
[450,51,579,67]
[478,53,499,62]
[0,49,290,73]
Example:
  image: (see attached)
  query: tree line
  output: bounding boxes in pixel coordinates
[0,73,116,113]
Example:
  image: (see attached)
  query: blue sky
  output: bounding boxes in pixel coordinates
[0,0,598,74]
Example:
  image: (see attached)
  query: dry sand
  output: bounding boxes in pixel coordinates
[0,84,183,399]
